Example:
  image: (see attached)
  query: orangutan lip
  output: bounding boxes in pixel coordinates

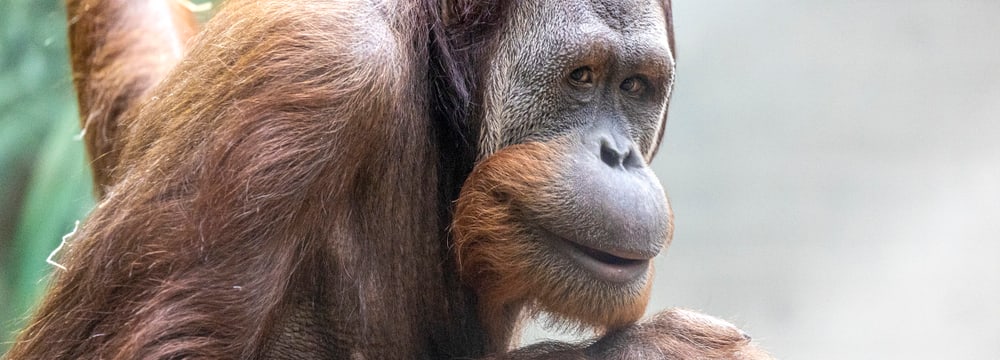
[538,229,650,283]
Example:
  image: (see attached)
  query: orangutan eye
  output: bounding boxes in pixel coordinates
[620,77,646,95]
[569,67,594,85]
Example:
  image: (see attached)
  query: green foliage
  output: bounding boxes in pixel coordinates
[5,111,95,343]
[0,0,94,353]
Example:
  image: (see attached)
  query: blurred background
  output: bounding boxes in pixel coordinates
[2,0,998,358]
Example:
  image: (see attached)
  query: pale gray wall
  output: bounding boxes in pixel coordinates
[527,1,1000,358]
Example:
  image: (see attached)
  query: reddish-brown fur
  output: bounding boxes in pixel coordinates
[66,0,199,193]
[6,0,772,359]
[12,1,469,358]
[453,140,653,347]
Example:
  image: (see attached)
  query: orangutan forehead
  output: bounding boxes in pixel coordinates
[590,0,668,31]
[524,0,670,33]
[476,0,674,159]
[494,0,672,67]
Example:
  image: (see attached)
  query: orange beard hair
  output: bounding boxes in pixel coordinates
[451,140,652,348]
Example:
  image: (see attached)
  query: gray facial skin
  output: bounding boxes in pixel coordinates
[479,0,675,161]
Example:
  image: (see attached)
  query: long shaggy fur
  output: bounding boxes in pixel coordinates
[66,0,198,192]
[9,1,475,358]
